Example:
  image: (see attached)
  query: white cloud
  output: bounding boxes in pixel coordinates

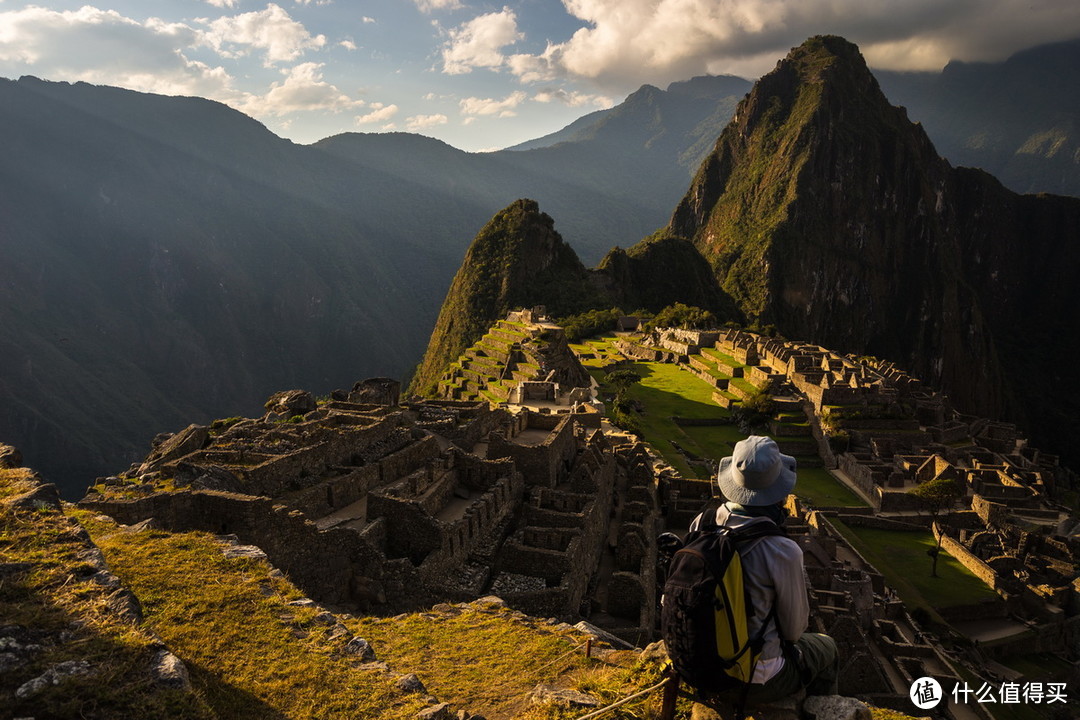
[459,90,526,117]
[442,7,522,75]
[240,62,363,116]
[206,0,239,8]
[340,39,357,50]
[508,0,1080,89]
[0,6,234,98]
[414,0,463,12]
[201,3,326,66]
[406,113,448,131]
[533,88,613,108]
[355,102,399,124]
[362,16,376,24]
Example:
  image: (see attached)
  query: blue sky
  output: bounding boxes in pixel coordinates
[2,1,1079,151]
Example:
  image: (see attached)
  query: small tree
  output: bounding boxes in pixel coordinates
[732,388,775,433]
[909,476,963,577]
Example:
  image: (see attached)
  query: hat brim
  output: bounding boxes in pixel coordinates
[716,453,797,506]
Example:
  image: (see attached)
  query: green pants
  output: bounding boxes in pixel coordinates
[744,633,839,702]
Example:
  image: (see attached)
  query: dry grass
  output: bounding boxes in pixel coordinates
[77,511,429,720]
[0,471,213,719]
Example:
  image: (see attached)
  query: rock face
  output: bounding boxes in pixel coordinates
[668,35,1080,463]
[594,234,738,320]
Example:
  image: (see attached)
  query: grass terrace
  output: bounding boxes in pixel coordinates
[568,334,625,369]
[611,362,736,478]
[830,519,999,620]
[791,466,866,508]
[77,512,430,720]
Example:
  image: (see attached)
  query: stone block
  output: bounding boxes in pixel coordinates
[802,695,872,720]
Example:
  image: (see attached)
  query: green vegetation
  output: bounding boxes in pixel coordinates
[351,605,678,720]
[731,387,775,432]
[410,199,607,397]
[78,513,429,720]
[597,362,739,478]
[568,335,625,370]
[559,307,623,342]
[908,476,964,577]
[1,472,213,719]
[791,466,865,508]
[831,520,998,619]
[644,303,717,331]
[72,505,692,720]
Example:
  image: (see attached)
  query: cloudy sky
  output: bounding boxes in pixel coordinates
[2,1,1079,151]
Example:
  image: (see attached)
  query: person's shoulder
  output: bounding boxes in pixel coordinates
[762,533,803,561]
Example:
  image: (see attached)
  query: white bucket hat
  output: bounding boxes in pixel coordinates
[716,435,797,506]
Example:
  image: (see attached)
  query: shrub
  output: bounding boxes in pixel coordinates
[644,302,717,331]
[733,388,774,432]
[558,307,623,342]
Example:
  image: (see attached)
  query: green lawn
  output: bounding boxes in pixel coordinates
[613,362,735,479]
[831,520,999,616]
[793,466,866,508]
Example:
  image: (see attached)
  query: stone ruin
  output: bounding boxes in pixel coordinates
[74,314,1080,716]
[436,314,592,407]
[80,387,660,645]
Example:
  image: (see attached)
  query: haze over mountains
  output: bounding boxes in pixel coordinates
[2,37,1079,497]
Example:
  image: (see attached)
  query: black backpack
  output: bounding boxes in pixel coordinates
[660,511,785,699]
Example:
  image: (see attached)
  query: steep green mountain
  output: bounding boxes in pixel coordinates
[594,234,740,318]
[408,200,604,397]
[668,35,1080,465]
[877,38,1080,197]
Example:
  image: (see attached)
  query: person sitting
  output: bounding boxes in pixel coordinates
[688,435,838,703]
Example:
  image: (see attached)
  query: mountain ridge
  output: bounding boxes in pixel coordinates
[666,35,1080,465]
[4,35,1080,495]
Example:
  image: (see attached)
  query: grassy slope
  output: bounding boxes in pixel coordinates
[0,470,213,719]
[75,510,682,720]
[77,512,429,720]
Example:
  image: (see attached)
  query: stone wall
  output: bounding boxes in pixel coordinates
[79,490,411,609]
[486,415,578,488]
[938,531,1000,591]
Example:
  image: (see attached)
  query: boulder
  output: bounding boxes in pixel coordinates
[7,481,61,511]
[15,660,91,699]
[264,390,317,417]
[349,378,401,406]
[140,424,209,473]
[803,695,872,720]
[0,444,23,468]
[417,703,452,720]
[343,636,376,661]
[531,684,600,707]
[151,650,192,691]
[639,640,669,664]
[396,673,427,693]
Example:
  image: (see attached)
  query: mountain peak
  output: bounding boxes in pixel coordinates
[408,199,602,396]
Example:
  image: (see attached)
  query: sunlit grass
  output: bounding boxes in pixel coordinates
[78,512,428,720]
